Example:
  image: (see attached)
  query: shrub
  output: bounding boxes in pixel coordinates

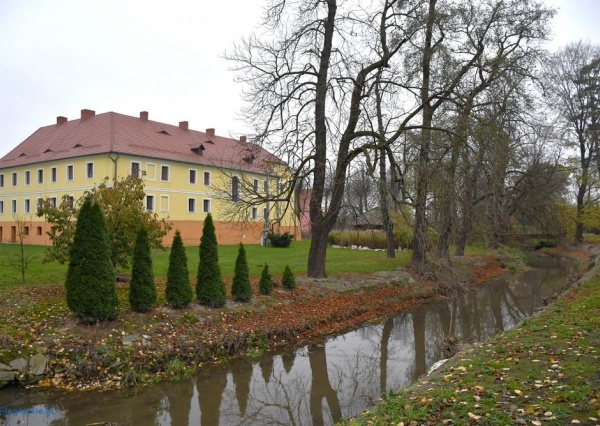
[232,243,252,302]
[259,263,273,295]
[282,265,295,290]
[65,198,118,323]
[129,226,157,312]
[196,214,226,307]
[267,231,294,248]
[166,230,192,309]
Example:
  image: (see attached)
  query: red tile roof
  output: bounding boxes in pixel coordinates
[0,111,284,175]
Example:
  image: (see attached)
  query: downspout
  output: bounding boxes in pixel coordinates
[108,152,119,184]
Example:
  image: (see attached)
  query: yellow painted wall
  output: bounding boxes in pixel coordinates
[0,153,299,245]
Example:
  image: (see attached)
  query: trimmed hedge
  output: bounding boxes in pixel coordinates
[166,230,193,309]
[196,214,226,307]
[129,226,157,312]
[231,243,252,302]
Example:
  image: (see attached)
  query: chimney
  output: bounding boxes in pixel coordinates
[240,135,247,144]
[179,121,189,131]
[81,109,95,120]
[140,111,148,121]
[57,116,67,125]
[206,128,215,137]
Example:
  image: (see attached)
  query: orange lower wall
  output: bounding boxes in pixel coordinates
[0,219,300,247]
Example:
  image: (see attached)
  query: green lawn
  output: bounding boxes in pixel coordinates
[0,240,410,289]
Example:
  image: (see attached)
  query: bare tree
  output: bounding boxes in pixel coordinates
[543,41,600,242]
[6,215,36,282]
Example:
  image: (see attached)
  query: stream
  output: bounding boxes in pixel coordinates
[0,253,575,425]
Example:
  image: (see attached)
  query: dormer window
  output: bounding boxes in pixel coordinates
[244,155,255,164]
[191,144,205,155]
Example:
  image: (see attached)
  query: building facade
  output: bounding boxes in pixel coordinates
[0,109,298,246]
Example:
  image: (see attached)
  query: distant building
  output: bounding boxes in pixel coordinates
[0,109,298,245]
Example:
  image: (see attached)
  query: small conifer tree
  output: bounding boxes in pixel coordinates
[196,214,226,307]
[259,263,273,295]
[282,265,296,290]
[129,226,157,312]
[166,230,192,308]
[232,243,252,302]
[65,198,118,323]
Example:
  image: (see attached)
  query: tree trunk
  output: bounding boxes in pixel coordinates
[411,0,437,273]
[308,225,330,278]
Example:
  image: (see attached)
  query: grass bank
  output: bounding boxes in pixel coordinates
[0,240,410,290]
[341,252,600,425]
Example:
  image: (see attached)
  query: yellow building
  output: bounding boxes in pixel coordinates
[0,109,298,246]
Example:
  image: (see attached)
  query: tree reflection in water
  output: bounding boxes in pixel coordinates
[0,254,573,425]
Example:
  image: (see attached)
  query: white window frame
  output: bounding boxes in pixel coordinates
[253,179,259,192]
[252,206,258,220]
[0,174,4,188]
[66,164,74,181]
[66,195,75,210]
[48,197,57,208]
[0,200,4,214]
[50,167,57,183]
[37,168,44,184]
[146,195,155,212]
[24,170,31,186]
[203,171,211,186]
[203,198,211,213]
[160,165,170,182]
[160,195,169,213]
[189,169,197,185]
[11,199,17,214]
[145,163,156,181]
[131,161,141,177]
[86,162,94,179]
[232,176,240,202]
[11,172,17,187]
[188,197,196,213]
[24,198,31,214]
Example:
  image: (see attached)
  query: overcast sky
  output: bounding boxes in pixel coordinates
[1,0,599,159]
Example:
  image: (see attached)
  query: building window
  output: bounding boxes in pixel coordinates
[0,174,4,188]
[264,180,269,194]
[131,162,140,177]
[189,169,197,184]
[67,195,74,210]
[24,226,29,236]
[160,195,169,212]
[188,198,196,213]
[37,198,44,213]
[232,176,240,202]
[146,195,154,211]
[146,163,156,180]
[86,162,94,179]
[203,171,211,186]
[252,206,258,220]
[37,169,44,184]
[49,197,57,208]
[51,167,57,183]
[161,165,169,181]
[37,226,43,236]
[253,179,259,192]
[66,165,74,181]
[12,172,17,187]
[0,200,3,214]
[203,199,211,213]
[24,199,31,214]
[11,199,17,214]
[25,171,31,185]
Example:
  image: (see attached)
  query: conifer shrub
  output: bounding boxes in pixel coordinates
[166,230,192,309]
[231,243,252,302]
[65,198,119,323]
[129,226,157,312]
[196,214,226,307]
[282,265,296,290]
[259,263,273,295]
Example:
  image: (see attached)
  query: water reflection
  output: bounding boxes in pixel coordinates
[0,254,573,425]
